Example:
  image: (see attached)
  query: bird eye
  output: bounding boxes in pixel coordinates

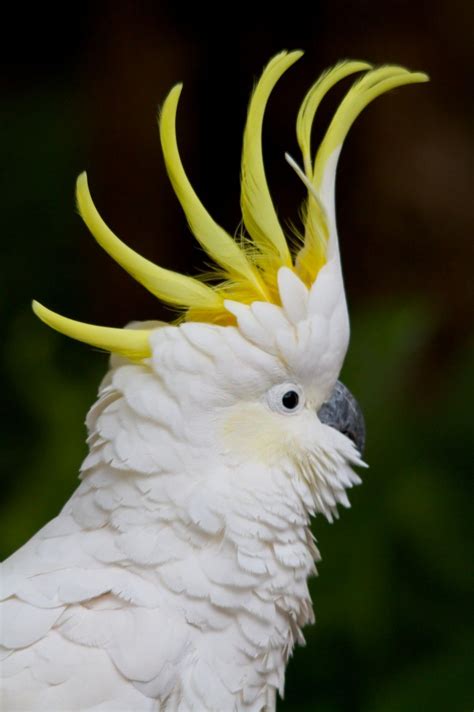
[266,383,304,415]
[282,390,299,409]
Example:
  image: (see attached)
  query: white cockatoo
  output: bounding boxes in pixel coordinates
[1,52,427,711]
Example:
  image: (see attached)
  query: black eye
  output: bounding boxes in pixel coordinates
[266,383,304,415]
[282,390,299,410]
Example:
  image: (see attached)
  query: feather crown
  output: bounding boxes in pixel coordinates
[33,52,428,360]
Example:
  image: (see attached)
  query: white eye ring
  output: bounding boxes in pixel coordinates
[266,383,305,415]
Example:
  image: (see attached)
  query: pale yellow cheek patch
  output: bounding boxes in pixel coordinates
[220,402,298,464]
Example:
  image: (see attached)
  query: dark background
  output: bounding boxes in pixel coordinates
[1,2,473,710]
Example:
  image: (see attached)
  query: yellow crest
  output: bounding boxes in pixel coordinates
[34,52,428,359]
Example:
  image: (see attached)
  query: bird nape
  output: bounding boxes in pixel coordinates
[1,52,427,711]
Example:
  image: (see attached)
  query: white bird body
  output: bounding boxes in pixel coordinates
[0,52,427,710]
[2,262,361,711]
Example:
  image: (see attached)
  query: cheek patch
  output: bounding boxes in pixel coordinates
[220,402,297,464]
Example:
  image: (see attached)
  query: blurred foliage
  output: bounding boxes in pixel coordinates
[1,3,473,710]
[1,84,105,555]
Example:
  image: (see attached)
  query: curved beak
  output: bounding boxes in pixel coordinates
[317,381,366,456]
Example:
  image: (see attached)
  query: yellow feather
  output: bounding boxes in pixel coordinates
[296,60,372,179]
[240,50,302,270]
[32,301,152,360]
[32,55,429,358]
[295,193,328,286]
[290,63,428,286]
[294,61,370,285]
[313,66,429,189]
[285,153,329,286]
[76,173,222,311]
[159,85,270,302]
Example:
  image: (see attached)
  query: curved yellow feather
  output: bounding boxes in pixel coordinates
[76,173,222,311]
[240,50,303,268]
[313,66,429,189]
[294,61,370,286]
[32,301,152,360]
[296,60,372,179]
[33,55,429,354]
[159,85,270,301]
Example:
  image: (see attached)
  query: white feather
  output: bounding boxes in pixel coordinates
[277,267,310,324]
[2,289,363,711]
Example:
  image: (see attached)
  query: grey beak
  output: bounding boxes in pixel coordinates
[317,381,366,456]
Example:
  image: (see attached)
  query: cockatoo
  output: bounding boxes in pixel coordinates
[1,52,427,711]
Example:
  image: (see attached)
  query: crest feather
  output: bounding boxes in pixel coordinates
[313,65,429,189]
[159,85,270,302]
[76,172,222,312]
[296,60,372,179]
[33,54,428,358]
[291,63,429,287]
[240,50,302,270]
[33,301,152,360]
[293,61,371,286]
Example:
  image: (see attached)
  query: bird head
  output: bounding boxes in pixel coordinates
[33,52,428,519]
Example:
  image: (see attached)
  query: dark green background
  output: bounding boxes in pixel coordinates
[1,2,473,710]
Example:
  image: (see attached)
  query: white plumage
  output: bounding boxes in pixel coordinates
[1,268,362,711]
